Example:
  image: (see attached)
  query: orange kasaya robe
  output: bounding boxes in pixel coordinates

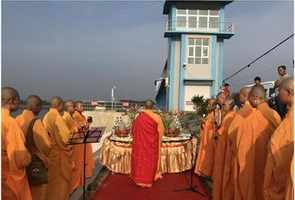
[285,157,294,200]
[212,111,236,200]
[131,109,164,187]
[195,112,216,177]
[16,110,52,200]
[43,108,73,200]
[233,102,281,200]
[222,102,254,200]
[2,108,32,200]
[63,111,82,192]
[72,111,95,178]
[264,108,294,200]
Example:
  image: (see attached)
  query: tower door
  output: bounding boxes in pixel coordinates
[184,85,210,111]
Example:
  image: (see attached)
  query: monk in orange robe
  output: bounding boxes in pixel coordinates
[43,97,73,200]
[195,111,214,177]
[222,87,252,200]
[131,99,164,187]
[212,97,236,200]
[16,95,52,200]
[62,100,82,192]
[285,158,294,200]
[264,77,294,200]
[233,86,281,200]
[1,87,32,200]
[195,92,226,177]
[73,101,95,178]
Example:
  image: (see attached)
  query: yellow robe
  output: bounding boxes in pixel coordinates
[222,102,253,200]
[63,111,82,192]
[195,112,215,177]
[264,108,293,200]
[16,110,52,200]
[234,102,281,200]
[73,111,95,178]
[43,108,72,200]
[285,158,294,200]
[212,111,236,200]
[143,109,165,181]
[2,108,32,200]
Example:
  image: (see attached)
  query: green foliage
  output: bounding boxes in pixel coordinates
[178,112,201,138]
[191,95,209,117]
[160,112,174,129]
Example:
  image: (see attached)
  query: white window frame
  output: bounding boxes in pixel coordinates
[187,38,210,65]
[176,9,219,31]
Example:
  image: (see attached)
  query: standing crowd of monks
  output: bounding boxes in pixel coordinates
[2,71,293,200]
[2,88,95,200]
[195,76,294,200]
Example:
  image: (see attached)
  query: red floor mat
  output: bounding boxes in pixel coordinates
[92,171,210,200]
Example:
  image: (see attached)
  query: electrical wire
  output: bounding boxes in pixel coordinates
[223,33,294,82]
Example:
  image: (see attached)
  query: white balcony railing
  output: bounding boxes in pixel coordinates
[165,20,234,34]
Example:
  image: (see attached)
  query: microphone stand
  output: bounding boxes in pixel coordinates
[68,126,103,200]
[174,131,207,197]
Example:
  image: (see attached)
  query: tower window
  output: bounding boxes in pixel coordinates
[187,38,209,64]
[176,9,219,30]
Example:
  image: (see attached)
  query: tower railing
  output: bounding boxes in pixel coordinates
[165,20,234,34]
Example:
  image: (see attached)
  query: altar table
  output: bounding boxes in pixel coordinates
[98,135,197,174]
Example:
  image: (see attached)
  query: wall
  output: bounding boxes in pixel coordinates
[184,85,210,111]
[167,37,181,111]
[184,34,212,80]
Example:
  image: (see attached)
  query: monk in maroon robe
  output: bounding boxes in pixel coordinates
[131,100,164,188]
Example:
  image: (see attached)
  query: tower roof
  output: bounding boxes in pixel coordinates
[163,0,233,14]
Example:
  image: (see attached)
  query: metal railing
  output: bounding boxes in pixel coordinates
[165,20,234,34]
[83,101,146,112]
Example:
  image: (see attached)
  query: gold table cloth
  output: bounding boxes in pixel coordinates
[98,137,197,174]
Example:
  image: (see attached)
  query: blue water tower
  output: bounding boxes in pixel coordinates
[156,0,234,111]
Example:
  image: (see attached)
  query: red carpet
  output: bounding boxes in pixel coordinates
[92,171,210,200]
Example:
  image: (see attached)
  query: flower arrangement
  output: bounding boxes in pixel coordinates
[161,112,182,137]
[113,116,129,137]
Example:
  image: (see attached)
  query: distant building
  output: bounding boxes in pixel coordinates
[155,0,234,111]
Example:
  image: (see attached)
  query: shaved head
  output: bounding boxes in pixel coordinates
[2,87,20,105]
[65,100,75,106]
[208,98,215,104]
[216,92,226,105]
[75,101,84,113]
[207,98,216,112]
[225,96,235,107]
[75,101,83,107]
[2,87,20,111]
[249,85,266,108]
[65,100,75,114]
[239,87,251,105]
[145,99,155,110]
[223,96,235,112]
[279,77,294,106]
[50,96,63,107]
[50,96,64,112]
[250,85,266,99]
[280,77,294,96]
[240,87,251,96]
[26,95,42,115]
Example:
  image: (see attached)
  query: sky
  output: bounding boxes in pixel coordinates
[2,1,294,101]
